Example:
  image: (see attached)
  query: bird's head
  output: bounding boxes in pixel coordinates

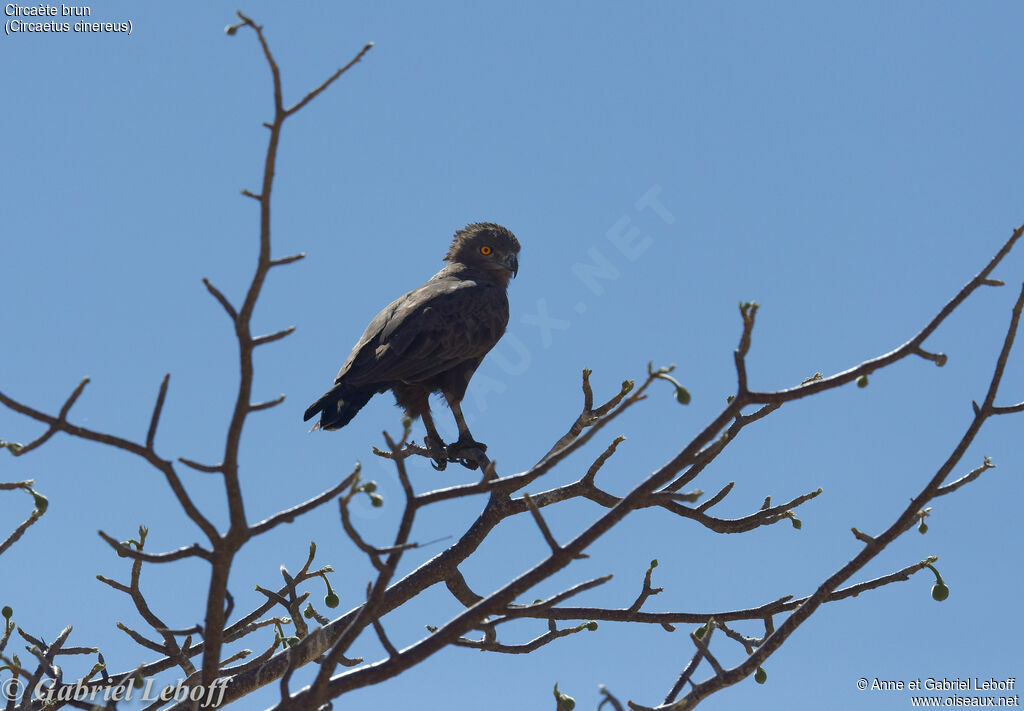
[445,222,520,282]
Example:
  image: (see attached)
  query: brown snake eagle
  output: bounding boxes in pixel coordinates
[304,222,520,470]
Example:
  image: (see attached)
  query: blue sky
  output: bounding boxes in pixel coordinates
[3,3,1023,709]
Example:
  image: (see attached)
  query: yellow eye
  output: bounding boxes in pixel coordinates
[480,245,492,255]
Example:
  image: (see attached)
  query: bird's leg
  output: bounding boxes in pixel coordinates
[418,408,448,471]
[444,397,488,470]
[447,399,486,451]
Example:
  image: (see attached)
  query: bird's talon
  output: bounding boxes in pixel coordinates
[456,456,480,470]
[424,435,448,471]
[448,437,487,455]
[444,437,488,470]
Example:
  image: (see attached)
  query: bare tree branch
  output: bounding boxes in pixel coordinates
[249,468,360,538]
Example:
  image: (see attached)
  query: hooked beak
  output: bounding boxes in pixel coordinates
[504,252,519,278]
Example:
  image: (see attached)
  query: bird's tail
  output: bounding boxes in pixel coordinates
[304,383,375,432]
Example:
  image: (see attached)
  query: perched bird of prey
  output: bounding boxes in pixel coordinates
[304,222,520,469]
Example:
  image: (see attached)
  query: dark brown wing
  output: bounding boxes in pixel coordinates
[337,272,509,388]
